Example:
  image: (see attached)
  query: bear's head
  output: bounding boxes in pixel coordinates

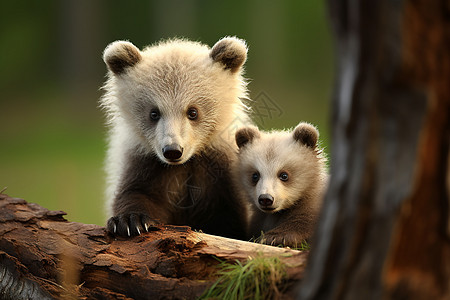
[234,122,327,213]
[101,37,250,165]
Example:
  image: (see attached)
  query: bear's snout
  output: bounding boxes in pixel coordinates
[258,194,274,209]
[162,144,183,161]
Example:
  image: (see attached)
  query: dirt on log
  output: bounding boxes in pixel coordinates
[0,193,307,299]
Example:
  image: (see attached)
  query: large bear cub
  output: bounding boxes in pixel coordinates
[101,37,251,239]
[233,122,328,247]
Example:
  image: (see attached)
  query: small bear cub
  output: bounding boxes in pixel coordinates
[233,122,328,247]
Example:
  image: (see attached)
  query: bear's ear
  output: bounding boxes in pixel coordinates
[235,126,260,149]
[103,41,142,75]
[293,122,319,149]
[210,37,247,73]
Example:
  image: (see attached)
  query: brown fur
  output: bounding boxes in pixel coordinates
[210,38,247,72]
[293,123,318,148]
[111,147,246,238]
[235,125,261,148]
[104,41,142,74]
[250,196,320,247]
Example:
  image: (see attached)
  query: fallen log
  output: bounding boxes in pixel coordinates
[0,193,307,299]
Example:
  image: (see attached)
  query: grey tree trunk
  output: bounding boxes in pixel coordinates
[298,0,450,299]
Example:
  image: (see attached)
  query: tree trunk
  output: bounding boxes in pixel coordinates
[0,193,307,299]
[298,0,450,299]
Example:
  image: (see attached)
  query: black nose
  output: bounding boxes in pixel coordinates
[162,144,183,160]
[258,194,274,207]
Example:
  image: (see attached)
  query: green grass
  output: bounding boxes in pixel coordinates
[200,255,288,300]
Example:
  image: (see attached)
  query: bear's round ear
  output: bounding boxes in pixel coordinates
[103,41,142,75]
[235,126,260,149]
[293,122,319,149]
[210,37,247,73]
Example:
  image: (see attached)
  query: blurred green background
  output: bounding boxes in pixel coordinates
[0,1,333,226]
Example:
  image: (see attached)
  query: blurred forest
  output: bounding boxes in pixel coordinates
[0,1,333,225]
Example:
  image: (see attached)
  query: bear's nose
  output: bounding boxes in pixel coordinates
[258,194,274,207]
[162,144,183,160]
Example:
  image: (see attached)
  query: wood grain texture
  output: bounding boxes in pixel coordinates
[0,193,307,299]
[298,1,450,299]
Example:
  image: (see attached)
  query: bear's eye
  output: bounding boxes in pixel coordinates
[279,172,289,182]
[187,107,198,120]
[150,109,161,121]
[251,172,260,184]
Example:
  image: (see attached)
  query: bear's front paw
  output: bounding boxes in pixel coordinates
[106,213,159,237]
[261,232,306,249]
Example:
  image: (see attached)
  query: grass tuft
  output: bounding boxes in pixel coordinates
[199,255,288,300]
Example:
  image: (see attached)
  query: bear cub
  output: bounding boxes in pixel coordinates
[101,37,252,239]
[233,122,328,247]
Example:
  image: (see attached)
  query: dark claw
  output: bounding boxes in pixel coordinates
[106,213,160,237]
[107,216,119,234]
[141,214,159,232]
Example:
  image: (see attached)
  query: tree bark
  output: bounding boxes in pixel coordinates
[298,0,450,299]
[0,193,307,299]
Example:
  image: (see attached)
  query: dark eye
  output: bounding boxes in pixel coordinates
[251,172,260,184]
[150,109,160,121]
[187,107,198,120]
[279,172,289,182]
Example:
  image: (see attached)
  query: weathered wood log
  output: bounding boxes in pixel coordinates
[0,193,307,299]
[298,0,450,299]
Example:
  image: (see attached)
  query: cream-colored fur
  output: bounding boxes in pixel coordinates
[233,122,328,245]
[237,129,327,212]
[101,37,251,217]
